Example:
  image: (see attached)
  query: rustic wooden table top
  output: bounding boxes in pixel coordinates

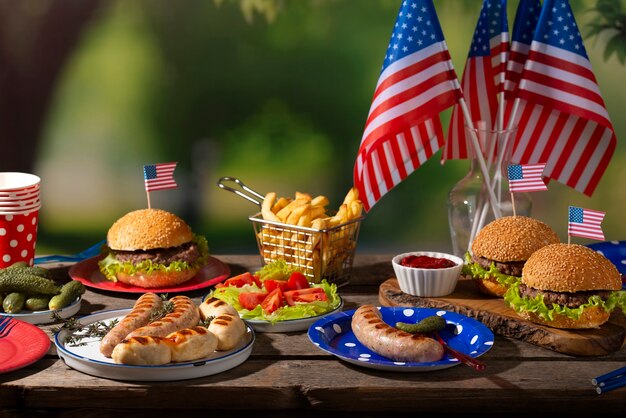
[1,254,625,416]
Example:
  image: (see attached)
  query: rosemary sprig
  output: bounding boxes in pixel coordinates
[50,311,119,347]
[198,315,215,328]
[149,294,174,322]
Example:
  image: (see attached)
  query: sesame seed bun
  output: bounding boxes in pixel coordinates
[115,269,198,288]
[107,209,194,251]
[522,243,621,292]
[471,216,560,262]
[516,305,611,330]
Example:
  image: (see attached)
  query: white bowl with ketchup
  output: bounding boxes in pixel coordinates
[392,251,463,297]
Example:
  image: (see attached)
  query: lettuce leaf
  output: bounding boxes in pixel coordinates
[503,282,626,321]
[208,279,341,324]
[255,259,299,282]
[461,252,521,288]
[98,235,210,282]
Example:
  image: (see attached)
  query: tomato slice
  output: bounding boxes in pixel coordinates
[283,287,327,306]
[224,272,256,288]
[251,274,262,288]
[261,288,284,314]
[287,271,310,290]
[263,279,290,293]
[238,291,268,310]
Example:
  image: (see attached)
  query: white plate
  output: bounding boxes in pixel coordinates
[3,297,82,325]
[54,308,255,381]
[244,298,344,333]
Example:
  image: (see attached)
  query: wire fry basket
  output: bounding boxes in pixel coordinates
[218,176,363,286]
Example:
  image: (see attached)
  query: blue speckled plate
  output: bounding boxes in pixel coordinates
[587,241,626,289]
[308,307,494,372]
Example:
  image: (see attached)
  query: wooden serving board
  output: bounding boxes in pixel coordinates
[379,278,626,357]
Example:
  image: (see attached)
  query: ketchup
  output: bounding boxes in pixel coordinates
[400,255,456,269]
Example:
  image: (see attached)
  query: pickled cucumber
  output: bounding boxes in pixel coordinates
[0,273,60,295]
[25,295,52,311]
[396,315,447,334]
[3,292,25,313]
[48,280,85,310]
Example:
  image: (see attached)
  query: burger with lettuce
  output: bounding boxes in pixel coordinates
[462,216,560,297]
[504,243,625,329]
[98,208,209,288]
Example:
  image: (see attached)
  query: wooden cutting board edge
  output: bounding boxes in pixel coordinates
[379,278,626,357]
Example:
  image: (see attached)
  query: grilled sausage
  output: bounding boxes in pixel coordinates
[99,293,163,357]
[351,305,444,363]
[199,297,239,320]
[207,313,246,351]
[128,295,199,338]
[111,336,172,365]
[166,326,218,362]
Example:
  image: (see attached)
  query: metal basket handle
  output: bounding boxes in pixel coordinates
[217,176,265,207]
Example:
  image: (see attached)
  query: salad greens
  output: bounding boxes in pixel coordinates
[255,259,299,281]
[210,279,341,323]
[461,252,521,288]
[98,235,209,281]
[504,282,626,321]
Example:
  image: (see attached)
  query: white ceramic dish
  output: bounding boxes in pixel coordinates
[244,297,344,333]
[3,296,81,325]
[392,251,463,297]
[54,308,255,381]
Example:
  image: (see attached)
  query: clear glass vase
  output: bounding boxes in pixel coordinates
[447,126,532,257]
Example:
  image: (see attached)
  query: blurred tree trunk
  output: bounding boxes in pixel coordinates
[0,0,101,172]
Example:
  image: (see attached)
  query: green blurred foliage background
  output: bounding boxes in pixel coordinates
[15,0,626,255]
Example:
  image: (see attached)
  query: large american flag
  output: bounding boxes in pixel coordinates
[510,0,616,196]
[507,163,547,192]
[442,0,509,161]
[502,0,541,126]
[143,162,178,192]
[353,0,462,212]
[568,206,605,241]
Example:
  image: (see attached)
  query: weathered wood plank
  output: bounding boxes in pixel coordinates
[380,278,626,356]
[3,359,625,412]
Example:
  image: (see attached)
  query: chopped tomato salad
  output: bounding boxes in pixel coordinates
[208,261,341,323]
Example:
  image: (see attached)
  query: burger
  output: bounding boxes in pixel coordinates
[504,243,625,329]
[462,216,560,297]
[97,208,209,288]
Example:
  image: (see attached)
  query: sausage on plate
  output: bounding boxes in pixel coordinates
[111,336,172,365]
[166,326,218,362]
[128,295,199,338]
[99,292,163,357]
[199,297,239,320]
[351,305,444,363]
[208,313,246,351]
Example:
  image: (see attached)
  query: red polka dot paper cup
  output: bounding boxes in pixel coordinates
[0,209,39,268]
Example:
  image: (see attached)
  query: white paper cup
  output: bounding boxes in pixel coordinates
[0,173,41,192]
[0,203,42,213]
[0,190,40,201]
[0,187,40,198]
[0,197,40,208]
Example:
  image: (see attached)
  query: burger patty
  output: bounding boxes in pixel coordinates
[112,242,200,266]
[518,283,613,309]
[472,255,525,277]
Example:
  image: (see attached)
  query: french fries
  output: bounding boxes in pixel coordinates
[256,187,363,284]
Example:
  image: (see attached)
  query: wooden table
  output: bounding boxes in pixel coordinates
[1,254,625,416]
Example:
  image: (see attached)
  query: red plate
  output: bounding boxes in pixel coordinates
[69,255,231,293]
[0,318,50,374]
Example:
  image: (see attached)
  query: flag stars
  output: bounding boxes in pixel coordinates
[401,23,407,29]
[408,36,413,42]
[417,16,423,22]
[402,46,408,52]
[412,26,418,32]
[560,38,565,44]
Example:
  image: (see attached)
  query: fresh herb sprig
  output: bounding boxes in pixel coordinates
[51,312,119,347]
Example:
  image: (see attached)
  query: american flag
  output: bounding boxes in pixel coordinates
[507,163,547,192]
[502,0,541,125]
[568,206,605,241]
[143,162,178,192]
[510,0,616,196]
[353,0,462,211]
[443,0,508,161]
